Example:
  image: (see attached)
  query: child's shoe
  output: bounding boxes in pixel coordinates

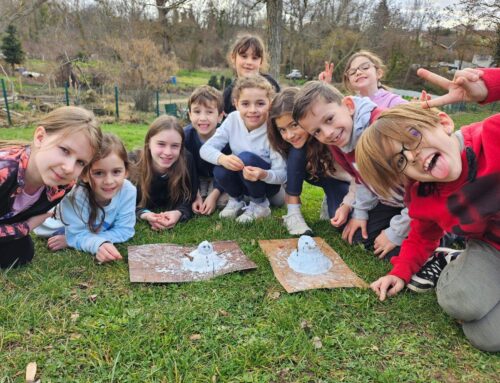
[283,211,313,236]
[219,199,245,219]
[407,247,463,293]
[319,196,329,220]
[236,200,271,223]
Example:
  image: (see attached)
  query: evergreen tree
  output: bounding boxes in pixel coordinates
[1,24,25,71]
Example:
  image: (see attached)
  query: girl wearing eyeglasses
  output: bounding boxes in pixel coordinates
[318,51,407,109]
[355,68,500,351]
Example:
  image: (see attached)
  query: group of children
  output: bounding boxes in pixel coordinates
[0,34,498,352]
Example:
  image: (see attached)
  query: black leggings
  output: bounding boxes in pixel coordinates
[0,236,35,268]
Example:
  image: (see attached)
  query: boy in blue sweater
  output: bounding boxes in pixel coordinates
[184,86,230,215]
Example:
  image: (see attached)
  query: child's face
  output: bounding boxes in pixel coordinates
[149,129,182,173]
[298,97,355,148]
[88,153,127,204]
[188,101,222,140]
[275,113,308,149]
[232,47,262,77]
[346,56,381,94]
[388,115,462,183]
[32,127,94,187]
[235,88,270,131]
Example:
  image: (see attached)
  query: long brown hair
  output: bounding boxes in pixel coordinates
[66,133,129,233]
[0,106,102,155]
[268,88,336,180]
[132,115,191,209]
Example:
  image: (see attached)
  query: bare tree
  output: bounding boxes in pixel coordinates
[266,0,283,78]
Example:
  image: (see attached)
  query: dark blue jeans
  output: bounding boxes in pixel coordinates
[285,146,349,218]
[213,151,280,201]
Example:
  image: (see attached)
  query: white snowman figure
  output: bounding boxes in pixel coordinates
[287,235,333,275]
[182,240,226,273]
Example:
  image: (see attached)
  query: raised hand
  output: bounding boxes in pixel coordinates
[417,68,487,108]
[318,61,334,83]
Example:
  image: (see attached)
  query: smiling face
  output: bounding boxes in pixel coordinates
[389,115,462,183]
[235,87,270,131]
[87,152,127,204]
[232,47,262,78]
[346,56,381,96]
[274,113,308,149]
[298,97,355,148]
[188,100,223,141]
[149,129,183,173]
[29,127,94,189]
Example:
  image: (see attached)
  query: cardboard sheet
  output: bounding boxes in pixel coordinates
[259,237,368,293]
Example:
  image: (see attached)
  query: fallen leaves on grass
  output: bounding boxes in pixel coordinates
[70,312,80,322]
[189,334,202,341]
[88,294,98,302]
[312,336,322,349]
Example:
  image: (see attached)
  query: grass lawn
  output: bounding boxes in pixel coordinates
[1,111,499,382]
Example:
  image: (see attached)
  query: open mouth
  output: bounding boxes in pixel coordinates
[424,153,440,172]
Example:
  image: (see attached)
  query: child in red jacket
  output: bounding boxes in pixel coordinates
[356,68,500,352]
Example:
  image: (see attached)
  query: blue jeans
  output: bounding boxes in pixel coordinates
[285,146,349,217]
[213,152,280,201]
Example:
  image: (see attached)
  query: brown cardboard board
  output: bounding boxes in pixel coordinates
[259,237,368,293]
[128,240,256,283]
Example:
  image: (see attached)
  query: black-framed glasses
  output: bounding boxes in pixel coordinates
[392,127,423,173]
[347,62,374,77]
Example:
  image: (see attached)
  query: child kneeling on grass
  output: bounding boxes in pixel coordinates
[200,74,286,223]
[36,133,136,264]
[356,68,500,352]
[130,115,198,230]
[184,85,230,215]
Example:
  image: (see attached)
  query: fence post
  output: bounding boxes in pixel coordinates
[156,91,160,117]
[1,79,12,126]
[64,81,70,106]
[114,85,119,120]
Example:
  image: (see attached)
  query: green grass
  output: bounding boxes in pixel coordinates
[1,112,499,382]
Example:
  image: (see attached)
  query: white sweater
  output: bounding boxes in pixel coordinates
[200,111,286,185]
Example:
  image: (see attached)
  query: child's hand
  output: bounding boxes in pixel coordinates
[370,275,405,301]
[142,212,169,231]
[160,210,182,229]
[192,192,204,214]
[199,191,218,215]
[219,154,244,171]
[96,242,123,263]
[342,217,368,244]
[318,61,334,83]
[242,166,267,182]
[330,204,350,227]
[417,68,487,108]
[47,234,68,251]
[27,211,54,231]
[373,230,397,259]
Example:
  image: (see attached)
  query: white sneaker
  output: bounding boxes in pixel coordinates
[283,211,313,236]
[319,196,329,220]
[219,199,245,219]
[236,201,271,223]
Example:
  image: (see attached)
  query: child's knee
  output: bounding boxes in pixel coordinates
[238,151,268,168]
[462,301,500,352]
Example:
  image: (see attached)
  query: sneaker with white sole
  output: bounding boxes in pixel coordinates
[236,201,271,223]
[283,211,313,236]
[407,247,463,293]
[219,199,245,219]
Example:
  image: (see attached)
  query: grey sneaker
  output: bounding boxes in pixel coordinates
[236,201,271,223]
[283,211,313,236]
[219,199,245,219]
[407,247,463,293]
[319,196,329,220]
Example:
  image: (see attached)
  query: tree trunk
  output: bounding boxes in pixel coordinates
[266,0,282,79]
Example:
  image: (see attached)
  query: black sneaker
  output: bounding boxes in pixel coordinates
[407,247,463,293]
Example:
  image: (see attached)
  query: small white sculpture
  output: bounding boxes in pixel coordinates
[287,235,332,275]
[182,240,226,273]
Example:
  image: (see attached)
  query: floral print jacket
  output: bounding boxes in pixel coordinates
[0,145,74,242]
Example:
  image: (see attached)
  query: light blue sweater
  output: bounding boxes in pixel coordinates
[61,180,137,255]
